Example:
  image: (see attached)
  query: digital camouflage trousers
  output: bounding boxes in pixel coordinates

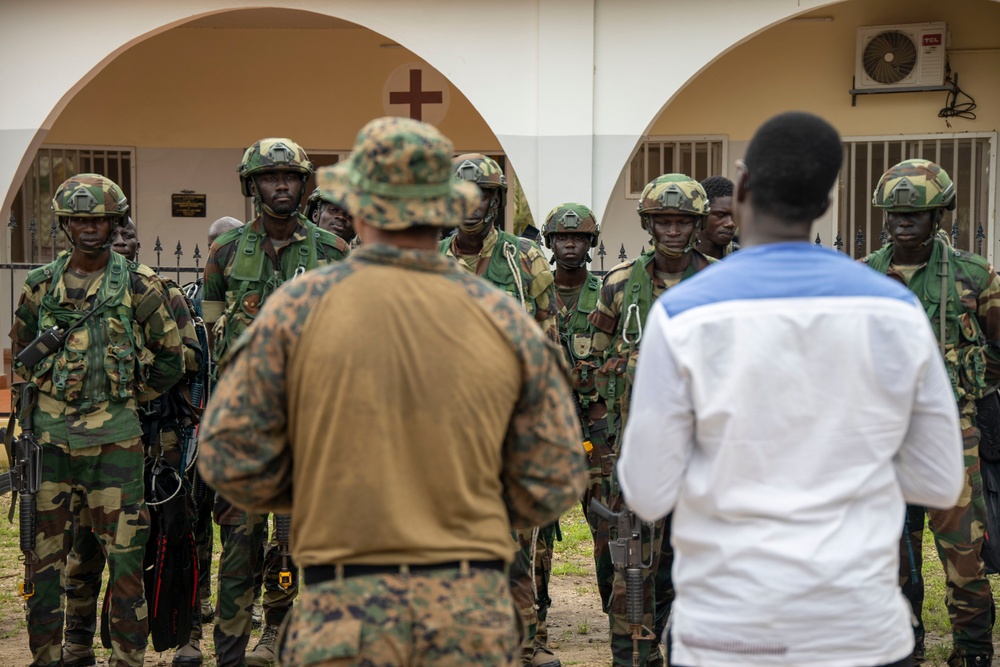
[27,436,149,667]
[899,420,994,658]
[584,418,671,667]
[279,566,518,667]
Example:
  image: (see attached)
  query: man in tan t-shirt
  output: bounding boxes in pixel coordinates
[198,116,587,667]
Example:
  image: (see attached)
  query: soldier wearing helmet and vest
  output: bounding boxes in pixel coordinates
[542,202,618,626]
[9,174,184,667]
[864,159,1000,667]
[588,173,716,667]
[305,188,357,245]
[441,153,557,341]
[202,138,349,667]
[442,154,560,667]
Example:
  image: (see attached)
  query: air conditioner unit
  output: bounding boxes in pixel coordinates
[855,22,947,91]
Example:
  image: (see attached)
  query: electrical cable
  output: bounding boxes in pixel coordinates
[939,64,977,125]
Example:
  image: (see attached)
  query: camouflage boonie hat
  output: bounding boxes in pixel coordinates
[873,159,957,212]
[542,203,600,249]
[52,173,129,219]
[316,117,480,230]
[637,174,709,220]
[452,153,508,192]
[238,138,314,197]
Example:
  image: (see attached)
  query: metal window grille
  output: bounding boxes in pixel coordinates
[838,133,997,261]
[628,137,727,197]
[10,146,135,263]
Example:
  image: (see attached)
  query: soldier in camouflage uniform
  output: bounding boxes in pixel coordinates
[863,159,1000,667]
[9,174,184,667]
[695,176,739,259]
[441,153,561,667]
[197,115,587,667]
[542,203,614,615]
[588,174,715,667]
[202,138,349,667]
[305,188,357,245]
[61,216,207,666]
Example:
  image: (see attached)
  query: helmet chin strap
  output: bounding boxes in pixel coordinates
[654,241,689,258]
[550,253,591,271]
[460,190,501,235]
[253,176,301,220]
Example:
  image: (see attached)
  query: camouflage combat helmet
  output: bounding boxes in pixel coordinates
[52,173,129,220]
[872,159,957,212]
[452,154,507,192]
[542,203,600,249]
[238,138,314,197]
[637,174,710,228]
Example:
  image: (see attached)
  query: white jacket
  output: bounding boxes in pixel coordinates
[617,242,964,667]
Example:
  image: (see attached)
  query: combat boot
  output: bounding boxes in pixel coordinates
[172,638,203,666]
[201,599,215,624]
[946,650,992,667]
[526,646,561,667]
[246,624,279,667]
[62,642,96,667]
[911,638,925,665]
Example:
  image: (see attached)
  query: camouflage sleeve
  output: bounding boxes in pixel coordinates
[976,266,1000,385]
[166,281,203,376]
[454,273,587,527]
[198,277,307,512]
[522,240,558,341]
[9,280,42,369]
[134,275,185,396]
[202,242,230,326]
[588,266,626,353]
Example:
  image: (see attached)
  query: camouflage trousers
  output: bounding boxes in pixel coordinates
[193,484,215,618]
[64,432,204,648]
[510,529,539,656]
[279,566,518,667]
[213,497,266,667]
[899,421,993,657]
[261,514,299,627]
[27,436,149,667]
[533,521,558,649]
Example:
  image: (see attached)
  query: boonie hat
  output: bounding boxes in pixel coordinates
[316,117,480,230]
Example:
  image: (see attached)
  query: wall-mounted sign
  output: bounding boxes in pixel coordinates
[383,63,450,125]
[172,192,207,218]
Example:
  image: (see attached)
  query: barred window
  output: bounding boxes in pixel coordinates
[10,146,134,263]
[838,133,997,261]
[628,137,727,198]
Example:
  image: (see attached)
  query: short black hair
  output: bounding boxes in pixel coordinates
[743,112,842,224]
[700,176,733,204]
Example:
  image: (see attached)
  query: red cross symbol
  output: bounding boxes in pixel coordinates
[389,69,443,122]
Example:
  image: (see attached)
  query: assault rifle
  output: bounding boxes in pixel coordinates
[1,383,42,601]
[589,498,656,667]
[275,514,293,589]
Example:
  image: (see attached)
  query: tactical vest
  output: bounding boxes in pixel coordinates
[214,217,332,359]
[442,230,537,315]
[560,273,602,404]
[598,249,709,434]
[28,251,147,404]
[866,238,991,402]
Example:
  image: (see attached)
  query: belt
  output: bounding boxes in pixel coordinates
[304,559,505,585]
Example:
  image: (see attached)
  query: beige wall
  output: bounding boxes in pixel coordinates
[45,26,500,152]
[600,0,1000,265]
[36,24,503,263]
